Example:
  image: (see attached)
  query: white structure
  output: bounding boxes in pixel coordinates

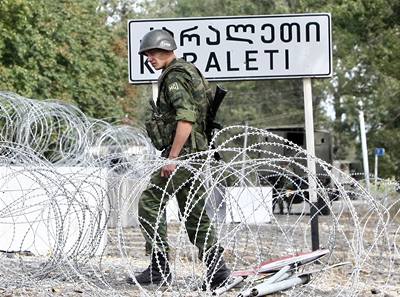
[225,187,273,224]
[167,186,273,224]
[107,173,148,228]
[0,166,108,256]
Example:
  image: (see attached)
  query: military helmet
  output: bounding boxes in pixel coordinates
[138,29,177,55]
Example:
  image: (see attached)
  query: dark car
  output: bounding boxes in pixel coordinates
[257,125,333,215]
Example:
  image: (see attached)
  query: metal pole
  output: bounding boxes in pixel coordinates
[152,82,158,103]
[240,121,249,186]
[358,102,370,191]
[151,82,162,157]
[374,153,378,186]
[249,275,309,296]
[303,78,319,251]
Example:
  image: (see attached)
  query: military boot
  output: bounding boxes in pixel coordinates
[202,246,231,291]
[127,252,172,286]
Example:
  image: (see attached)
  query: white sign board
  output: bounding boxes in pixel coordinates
[128,14,332,83]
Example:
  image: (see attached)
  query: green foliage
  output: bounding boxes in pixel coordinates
[0,0,126,120]
[298,0,400,178]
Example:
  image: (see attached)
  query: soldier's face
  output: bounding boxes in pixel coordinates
[145,49,173,70]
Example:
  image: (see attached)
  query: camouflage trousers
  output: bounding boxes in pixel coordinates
[138,164,216,258]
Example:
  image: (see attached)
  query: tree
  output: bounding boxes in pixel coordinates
[0,0,127,120]
[297,0,400,178]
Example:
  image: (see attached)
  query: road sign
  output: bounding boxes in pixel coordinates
[375,148,385,157]
[128,13,332,83]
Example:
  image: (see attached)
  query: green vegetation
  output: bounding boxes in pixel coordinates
[0,0,129,120]
[0,0,399,178]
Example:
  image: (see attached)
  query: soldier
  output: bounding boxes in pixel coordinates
[127,29,230,291]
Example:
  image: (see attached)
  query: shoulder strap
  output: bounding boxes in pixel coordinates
[157,59,209,99]
[156,62,186,106]
[157,60,213,133]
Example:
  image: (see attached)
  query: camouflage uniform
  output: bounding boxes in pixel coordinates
[140,58,216,257]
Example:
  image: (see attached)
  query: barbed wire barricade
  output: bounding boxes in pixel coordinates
[0,92,398,296]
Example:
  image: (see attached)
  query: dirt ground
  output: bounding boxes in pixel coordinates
[1,192,399,297]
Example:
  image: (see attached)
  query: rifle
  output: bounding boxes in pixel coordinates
[206,85,228,160]
[206,85,227,141]
[208,85,227,124]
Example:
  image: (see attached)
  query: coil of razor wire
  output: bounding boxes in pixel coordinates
[0,91,398,297]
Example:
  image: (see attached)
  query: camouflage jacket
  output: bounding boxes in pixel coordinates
[145,58,212,155]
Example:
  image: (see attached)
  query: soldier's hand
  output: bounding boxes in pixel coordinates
[161,163,176,177]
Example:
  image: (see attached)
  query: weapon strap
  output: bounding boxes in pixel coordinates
[157,59,211,106]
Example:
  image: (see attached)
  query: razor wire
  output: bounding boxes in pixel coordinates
[0,91,398,296]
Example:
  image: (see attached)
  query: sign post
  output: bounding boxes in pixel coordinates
[303,78,319,250]
[374,148,385,185]
[358,101,370,192]
[128,13,332,251]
